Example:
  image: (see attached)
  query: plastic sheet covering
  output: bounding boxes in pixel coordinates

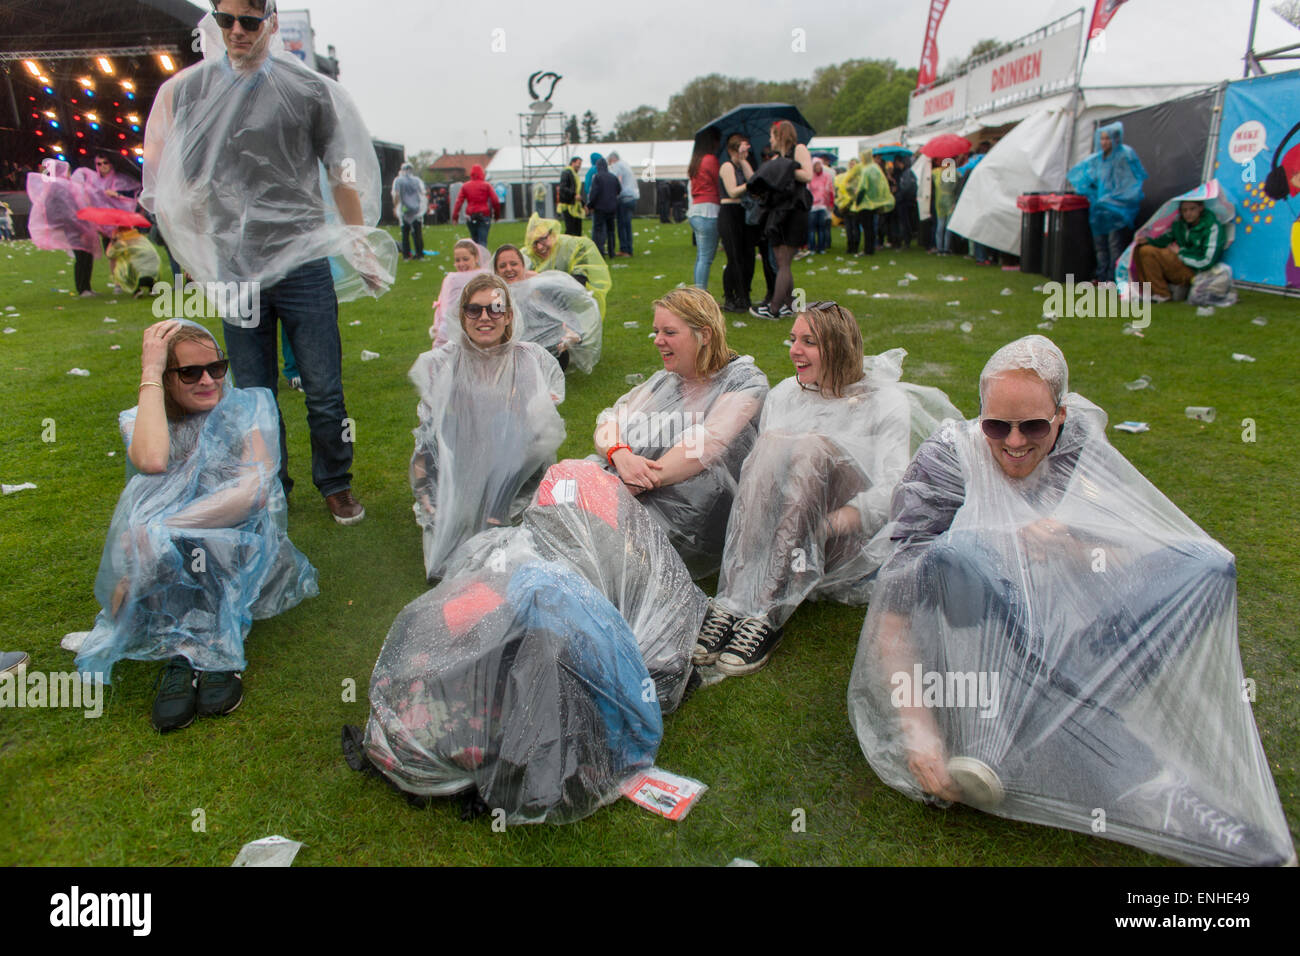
[847,393,1296,866]
[1188,263,1237,307]
[507,271,603,373]
[71,164,141,237]
[409,285,566,581]
[1067,121,1148,236]
[446,459,707,713]
[594,355,768,577]
[106,230,163,292]
[76,357,319,683]
[523,213,612,318]
[363,555,661,824]
[25,161,101,258]
[716,350,962,628]
[140,12,398,305]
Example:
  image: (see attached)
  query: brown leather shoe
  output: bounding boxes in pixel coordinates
[325,489,365,525]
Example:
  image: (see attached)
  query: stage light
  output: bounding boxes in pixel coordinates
[76,131,84,138]
[86,112,98,122]
[97,57,115,75]
[159,53,176,72]
[79,148,87,154]
[79,76,94,88]
[43,86,54,95]
[122,80,135,92]
[43,111,55,118]
[23,60,42,77]
[128,114,139,124]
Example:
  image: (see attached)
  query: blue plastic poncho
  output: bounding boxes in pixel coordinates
[363,555,661,825]
[76,324,318,682]
[409,280,566,581]
[1067,121,1148,236]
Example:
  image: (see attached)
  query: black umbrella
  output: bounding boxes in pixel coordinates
[695,103,816,162]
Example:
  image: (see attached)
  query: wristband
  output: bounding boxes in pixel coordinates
[606,444,631,466]
[139,381,164,391]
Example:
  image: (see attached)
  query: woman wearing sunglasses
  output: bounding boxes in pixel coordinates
[409,274,566,582]
[494,244,602,374]
[72,319,319,733]
[695,303,960,675]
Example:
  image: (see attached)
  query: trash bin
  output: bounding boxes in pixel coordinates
[1042,193,1094,284]
[1016,193,1048,275]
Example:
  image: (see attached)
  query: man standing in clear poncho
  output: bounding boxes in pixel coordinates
[141,1,397,525]
[847,335,1295,867]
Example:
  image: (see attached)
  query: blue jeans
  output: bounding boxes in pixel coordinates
[808,208,831,253]
[592,210,616,259]
[467,215,491,247]
[934,215,951,253]
[1092,227,1131,283]
[222,258,352,498]
[689,215,720,290]
[617,197,636,254]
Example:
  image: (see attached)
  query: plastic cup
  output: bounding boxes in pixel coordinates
[1185,406,1216,423]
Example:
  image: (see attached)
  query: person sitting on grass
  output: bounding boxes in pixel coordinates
[494,244,602,374]
[409,274,566,582]
[105,225,162,299]
[1134,200,1226,303]
[523,212,612,319]
[71,319,318,733]
[430,238,490,348]
[696,303,960,677]
[593,287,768,577]
[846,334,1296,867]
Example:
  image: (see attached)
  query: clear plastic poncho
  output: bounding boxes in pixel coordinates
[25,160,101,258]
[362,554,661,824]
[1067,121,1149,237]
[140,12,398,304]
[445,459,708,713]
[847,390,1296,867]
[75,328,319,683]
[716,350,962,629]
[409,284,566,581]
[523,213,612,318]
[594,355,769,578]
[106,229,163,292]
[71,163,142,238]
[507,271,603,373]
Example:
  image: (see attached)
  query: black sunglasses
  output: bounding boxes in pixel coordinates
[166,359,229,384]
[462,302,507,320]
[213,11,272,31]
[980,414,1057,441]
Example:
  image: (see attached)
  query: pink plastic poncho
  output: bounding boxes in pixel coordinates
[25,160,101,258]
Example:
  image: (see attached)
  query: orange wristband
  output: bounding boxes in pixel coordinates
[606,444,631,466]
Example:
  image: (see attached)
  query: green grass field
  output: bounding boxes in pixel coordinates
[1,221,1295,866]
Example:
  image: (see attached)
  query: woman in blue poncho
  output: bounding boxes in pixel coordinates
[1068,121,1147,284]
[73,319,318,733]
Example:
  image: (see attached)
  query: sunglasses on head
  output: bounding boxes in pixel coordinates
[213,11,271,31]
[462,302,507,320]
[980,414,1058,441]
[166,359,229,384]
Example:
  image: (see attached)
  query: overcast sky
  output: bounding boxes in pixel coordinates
[282,0,1298,154]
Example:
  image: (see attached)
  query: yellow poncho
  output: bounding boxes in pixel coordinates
[524,213,612,319]
[106,229,163,293]
[845,154,895,214]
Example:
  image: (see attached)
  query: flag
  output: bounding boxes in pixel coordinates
[916,0,951,89]
[1089,0,1129,38]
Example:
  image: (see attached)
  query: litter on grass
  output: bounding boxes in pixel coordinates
[620,767,707,820]
[871,293,890,299]
[1000,288,1014,295]
[110,345,121,350]
[959,321,974,333]
[1037,321,1055,330]
[990,309,1002,315]
[67,368,90,376]
[898,279,910,287]
[622,321,639,328]
[904,272,919,280]
[731,321,747,328]
[1113,421,1150,433]
[231,836,303,867]
[1185,407,1216,422]
[1196,306,1215,317]
[348,320,361,326]
[1124,375,1153,391]
[947,300,960,306]
[845,288,868,295]
[727,858,760,867]
[103,317,116,323]
[624,373,645,385]
[3,328,15,334]
[2,482,37,495]
[360,350,380,361]
[1251,317,1267,326]
[1231,353,1256,363]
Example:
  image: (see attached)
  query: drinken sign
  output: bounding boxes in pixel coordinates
[909,17,1082,127]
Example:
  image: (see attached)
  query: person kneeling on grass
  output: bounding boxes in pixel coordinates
[409,274,566,582]
[696,303,961,676]
[494,244,603,373]
[70,319,318,733]
[846,334,1296,867]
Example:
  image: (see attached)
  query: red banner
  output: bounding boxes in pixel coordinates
[916,0,950,89]
[1089,0,1129,38]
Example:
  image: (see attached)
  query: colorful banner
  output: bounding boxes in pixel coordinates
[1213,72,1300,290]
[1089,0,1129,38]
[277,10,316,66]
[916,0,950,90]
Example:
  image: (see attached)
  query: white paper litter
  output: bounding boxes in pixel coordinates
[67,368,90,376]
[1195,306,1215,316]
[103,317,116,323]
[731,320,747,328]
[959,321,974,333]
[870,292,890,299]
[1113,421,1150,433]
[360,350,380,361]
[1251,316,1267,326]
[2,482,38,495]
[231,835,303,867]
[947,300,960,306]
[1231,353,1256,362]
[620,767,707,820]
[622,321,639,328]
[1000,288,1014,295]
[3,328,15,335]
[348,320,361,326]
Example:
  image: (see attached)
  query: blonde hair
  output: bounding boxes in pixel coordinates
[458,273,513,345]
[453,238,481,267]
[651,287,733,379]
[163,324,224,421]
[800,303,863,398]
[771,120,798,157]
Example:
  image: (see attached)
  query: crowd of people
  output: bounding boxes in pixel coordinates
[7,0,1290,866]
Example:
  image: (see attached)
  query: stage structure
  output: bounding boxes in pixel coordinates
[517,70,568,220]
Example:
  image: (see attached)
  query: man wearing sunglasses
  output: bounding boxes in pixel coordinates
[142,0,395,526]
[847,335,1292,866]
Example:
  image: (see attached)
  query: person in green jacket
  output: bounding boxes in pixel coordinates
[844,152,894,256]
[524,212,612,318]
[1135,201,1224,302]
[931,158,959,255]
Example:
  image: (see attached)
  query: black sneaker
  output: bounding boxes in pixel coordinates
[152,656,197,733]
[693,603,739,665]
[748,304,775,320]
[196,670,243,717]
[716,617,783,676]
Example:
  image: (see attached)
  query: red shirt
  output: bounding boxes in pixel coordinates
[453,179,502,220]
[690,154,721,205]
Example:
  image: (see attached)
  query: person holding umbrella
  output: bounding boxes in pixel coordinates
[919,134,971,256]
